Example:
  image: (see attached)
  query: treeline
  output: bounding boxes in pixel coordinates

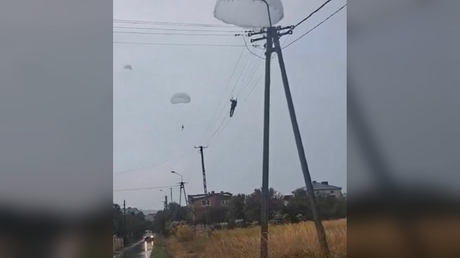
[113,203,153,244]
[151,187,346,234]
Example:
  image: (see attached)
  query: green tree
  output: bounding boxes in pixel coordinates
[113,203,123,236]
[244,188,284,222]
[226,194,246,224]
[282,188,347,222]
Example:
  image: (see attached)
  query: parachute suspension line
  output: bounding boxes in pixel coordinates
[207,49,247,135]
[229,54,252,97]
[207,113,231,146]
[243,73,264,103]
[236,59,263,99]
[207,47,245,131]
[207,57,257,145]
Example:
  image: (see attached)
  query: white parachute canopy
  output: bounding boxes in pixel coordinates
[214,0,284,29]
[171,93,191,104]
[123,65,133,70]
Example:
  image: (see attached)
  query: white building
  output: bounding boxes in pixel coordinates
[283,181,344,206]
[304,181,343,198]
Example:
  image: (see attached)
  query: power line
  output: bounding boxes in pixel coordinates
[207,57,261,144]
[113,152,193,176]
[238,34,265,59]
[230,54,253,96]
[208,116,227,143]
[208,117,231,145]
[283,4,347,49]
[113,31,236,37]
[292,0,332,29]
[113,41,244,47]
[236,60,263,98]
[113,185,179,192]
[280,0,335,46]
[113,19,233,28]
[207,48,246,133]
[113,26,243,33]
[234,59,258,98]
[243,73,264,102]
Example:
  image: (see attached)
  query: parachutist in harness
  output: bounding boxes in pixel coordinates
[230,98,238,117]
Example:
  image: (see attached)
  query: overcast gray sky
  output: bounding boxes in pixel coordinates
[113,0,346,210]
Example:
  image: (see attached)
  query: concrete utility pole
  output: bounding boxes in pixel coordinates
[194,145,210,236]
[249,2,330,256]
[123,200,127,246]
[170,187,173,204]
[273,32,330,256]
[172,170,188,206]
[179,181,188,206]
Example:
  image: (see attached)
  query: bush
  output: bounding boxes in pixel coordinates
[174,224,195,242]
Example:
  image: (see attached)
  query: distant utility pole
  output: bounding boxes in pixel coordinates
[172,171,188,207]
[178,181,187,206]
[170,187,173,203]
[164,195,168,210]
[195,145,210,235]
[248,5,330,257]
[123,200,127,246]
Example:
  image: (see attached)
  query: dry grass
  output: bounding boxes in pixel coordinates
[166,219,347,258]
[348,216,460,258]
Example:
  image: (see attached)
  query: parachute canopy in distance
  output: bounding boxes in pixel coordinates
[123,65,133,70]
[171,93,191,104]
[213,0,284,29]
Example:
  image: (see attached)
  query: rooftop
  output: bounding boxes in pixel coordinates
[292,181,342,192]
[308,181,342,191]
[188,191,232,200]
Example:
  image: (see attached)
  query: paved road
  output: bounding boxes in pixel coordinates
[117,241,153,258]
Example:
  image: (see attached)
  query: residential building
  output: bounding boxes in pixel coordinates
[283,181,343,205]
[188,191,232,223]
[307,181,343,198]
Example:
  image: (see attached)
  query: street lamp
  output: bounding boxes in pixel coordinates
[171,171,187,207]
[171,170,183,182]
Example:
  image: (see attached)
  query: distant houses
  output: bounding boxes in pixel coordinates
[188,191,232,223]
[283,181,344,205]
[186,181,344,222]
[307,181,343,198]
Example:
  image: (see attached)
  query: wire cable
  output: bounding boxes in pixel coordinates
[113,26,243,33]
[236,60,262,98]
[243,73,264,102]
[208,53,251,133]
[113,185,179,192]
[113,31,238,37]
[230,54,253,96]
[283,4,347,49]
[113,152,193,176]
[113,41,244,47]
[292,0,332,30]
[207,47,245,132]
[113,19,233,28]
[239,35,265,59]
[208,117,231,145]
